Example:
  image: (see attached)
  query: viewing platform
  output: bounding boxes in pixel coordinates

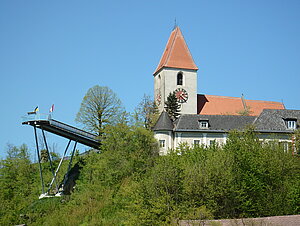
[22,113,100,149]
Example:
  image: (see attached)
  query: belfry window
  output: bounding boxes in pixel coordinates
[177,72,183,85]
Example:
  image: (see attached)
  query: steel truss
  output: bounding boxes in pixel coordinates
[33,125,78,199]
[22,117,100,198]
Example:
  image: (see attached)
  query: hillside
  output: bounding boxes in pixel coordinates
[1,125,300,225]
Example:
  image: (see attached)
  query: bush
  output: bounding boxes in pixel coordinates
[1,128,300,225]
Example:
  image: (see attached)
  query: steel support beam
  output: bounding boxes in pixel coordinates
[48,139,72,193]
[41,128,59,192]
[34,125,45,194]
[62,141,78,191]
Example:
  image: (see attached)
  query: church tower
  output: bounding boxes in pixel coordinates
[153,26,198,115]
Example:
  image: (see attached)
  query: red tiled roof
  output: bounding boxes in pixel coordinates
[197,94,285,116]
[153,26,198,75]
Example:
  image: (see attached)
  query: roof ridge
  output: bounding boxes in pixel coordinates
[203,94,242,99]
[245,99,283,104]
[175,113,184,130]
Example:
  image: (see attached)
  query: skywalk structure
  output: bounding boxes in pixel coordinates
[22,113,100,198]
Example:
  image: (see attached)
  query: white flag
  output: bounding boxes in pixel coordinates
[49,104,54,113]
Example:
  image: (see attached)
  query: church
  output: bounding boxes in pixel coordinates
[152,26,300,155]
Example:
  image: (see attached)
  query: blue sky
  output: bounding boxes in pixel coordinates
[1,0,300,159]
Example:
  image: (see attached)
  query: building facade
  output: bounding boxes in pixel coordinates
[153,27,198,115]
[152,27,298,155]
[153,109,299,155]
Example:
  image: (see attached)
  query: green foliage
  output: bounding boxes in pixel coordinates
[165,91,180,121]
[0,144,71,225]
[1,129,300,225]
[237,106,253,116]
[75,85,125,137]
[0,144,37,225]
[223,129,300,217]
[294,129,300,155]
[40,149,48,163]
[133,94,159,129]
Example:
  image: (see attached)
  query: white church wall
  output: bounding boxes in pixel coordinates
[154,130,295,156]
[154,131,173,155]
[173,132,227,148]
[154,68,197,114]
[154,73,164,112]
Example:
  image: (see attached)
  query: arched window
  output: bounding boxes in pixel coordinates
[177,72,183,85]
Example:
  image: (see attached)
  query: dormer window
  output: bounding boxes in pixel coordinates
[286,119,297,130]
[177,72,183,85]
[199,120,209,129]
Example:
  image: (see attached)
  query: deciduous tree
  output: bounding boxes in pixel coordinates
[76,85,124,137]
[294,129,300,155]
[133,94,159,129]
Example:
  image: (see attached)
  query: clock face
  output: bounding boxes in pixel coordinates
[175,88,188,103]
[156,92,162,106]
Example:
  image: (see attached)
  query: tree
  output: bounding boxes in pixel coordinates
[237,106,253,116]
[133,94,159,129]
[294,129,300,155]
[0,144,36,225]
[165,92,180,121]
[40,149,48,163]
[76,85,124,137]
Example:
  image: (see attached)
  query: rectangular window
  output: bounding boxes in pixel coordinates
[159,140,165,148]
[194,140,201,146]
[279,142,289,152]
[209,140,216,146]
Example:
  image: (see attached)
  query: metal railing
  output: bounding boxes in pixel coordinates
[21,113,98,142]
[49,120,98,141]
[21,113,51,122]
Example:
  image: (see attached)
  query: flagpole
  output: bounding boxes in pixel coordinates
[49,104,54,120]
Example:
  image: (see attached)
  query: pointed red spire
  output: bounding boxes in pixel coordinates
[153,26,198,75]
